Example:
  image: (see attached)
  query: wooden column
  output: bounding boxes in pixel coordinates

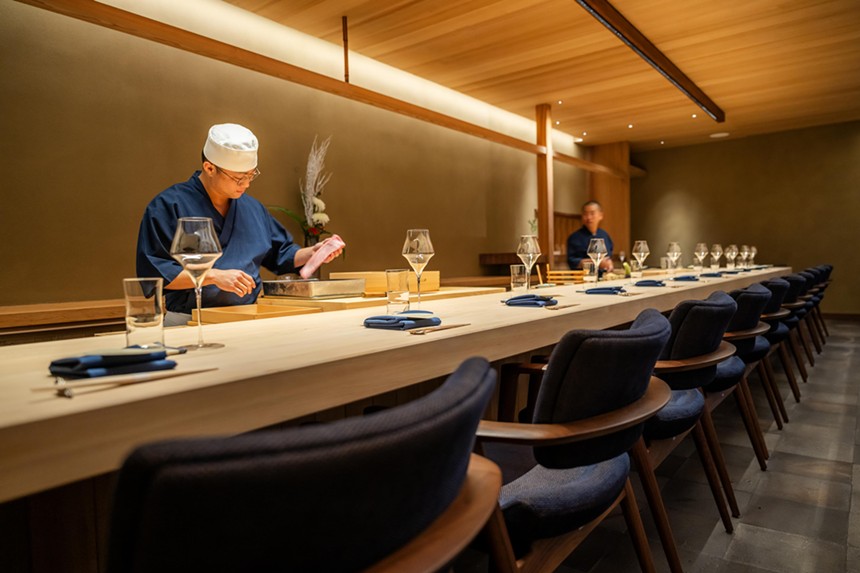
[588,142,631,257]
[535,104,554,263]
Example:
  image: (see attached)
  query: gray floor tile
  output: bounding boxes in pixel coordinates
[724,523,845,573]
[742,493,848,544]
[753,470,851,509]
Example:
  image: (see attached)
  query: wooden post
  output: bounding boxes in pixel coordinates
[342,16,350,83]
[535,104,554,267]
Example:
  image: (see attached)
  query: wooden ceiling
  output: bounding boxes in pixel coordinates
[225,0,860,150]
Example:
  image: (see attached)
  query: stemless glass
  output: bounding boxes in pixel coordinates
[170,217,224,350]
[693,242,709,272]
[586,238,608,281]
[710,243,723,270]
[749,245,758,266]
[632,240,650,278]
[666,242,682,275]
[739,245,751,268]
[725,244,738,269]
[402,229,435,308]
[516,235,541,290]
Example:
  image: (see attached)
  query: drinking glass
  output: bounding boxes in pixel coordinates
[516,235,541,290]
[725,244,738,269]
[632,240,650,277]
[586,238,608,280]
[739,245,750,268]
[170,217,224,350]
[749,245,758,266]
[666,242,682,275]
[123,278,164,349]
[710,243,723,270]
[693,242,709,273]
[510,264,527,291]
[385,269,410,314]
[402,229,435,307]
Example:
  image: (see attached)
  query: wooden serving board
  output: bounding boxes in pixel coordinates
[260,286,506,312]
[328,271,440,295]
[192,303,322,324]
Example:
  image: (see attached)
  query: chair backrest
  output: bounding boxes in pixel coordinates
[531,308,671,468]
[760,278,789,314]
[782,273,807,302]
[659,291,738,390]
[106,357,496,573]
[726,283,772,356]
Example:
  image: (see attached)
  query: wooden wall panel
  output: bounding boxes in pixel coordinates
[588,142,631,258]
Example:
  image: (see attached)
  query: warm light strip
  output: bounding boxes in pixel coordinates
[575,0,725,123]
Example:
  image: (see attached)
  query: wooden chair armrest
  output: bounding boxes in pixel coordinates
[723,321,770,340]
[761,308,790,321]
[782,301,805,310]
[653,340,736,373]
[366,454,502,573]
[799,294,813,301]
[477,377,670,446]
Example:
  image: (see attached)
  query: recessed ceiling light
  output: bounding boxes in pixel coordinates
[660,141,665,145]
[582,131,587,136]
[692,113,698,119]
[574,137,584,143]
[627,124,634,129]
[709,132,730,139]
[557,100,563,105]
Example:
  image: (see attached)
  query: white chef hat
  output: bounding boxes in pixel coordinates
[202,123,258,171]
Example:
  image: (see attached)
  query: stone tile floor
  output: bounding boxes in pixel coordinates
[458,318,859,573]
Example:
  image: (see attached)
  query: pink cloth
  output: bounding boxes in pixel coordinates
[300,235,345,279]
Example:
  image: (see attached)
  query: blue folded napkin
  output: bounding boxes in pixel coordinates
[49,349,176,378]
[583,286,626,295]
[503,294,558,307]
[672,275,700,282]
[363,313,442,330]
[634,280,665,287]
[722,270,741,275]
[700,272,723,278]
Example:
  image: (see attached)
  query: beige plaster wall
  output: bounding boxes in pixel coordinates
[0,2,584,305]
[631,121,860,315]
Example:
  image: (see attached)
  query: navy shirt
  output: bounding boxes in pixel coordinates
[566,226,614,269]
[136,172,301,314]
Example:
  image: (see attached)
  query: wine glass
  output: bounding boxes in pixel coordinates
[710,243,723,270]
[631,240,650,278]
[749,245,758,266]
[402,229,435,308]
[693,242,709,273]
[666,242,682,275]
[516,235,541,290]
[725,244,738,269]
[739,245,751,268]
[170,217,224,350]
[586,238,607,281]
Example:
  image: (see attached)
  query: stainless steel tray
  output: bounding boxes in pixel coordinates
[262,278,366,299]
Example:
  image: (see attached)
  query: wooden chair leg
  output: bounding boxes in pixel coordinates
[798,319,816,367]
[699,404,740,517]
[620,479,657,573]
[752,361,784,430]
[728,385,767,471]
[482,505,518,573]
[776,342,802,402]
[759,360,789,424]
[691,422,734,533]
[805,314,823,354]
[631,438,684,573]
[738,377,770,463]
[815,305,830,337]
[788,329,809,382]
[811,306,827,343]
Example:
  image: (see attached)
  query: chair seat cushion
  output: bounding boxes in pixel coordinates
[784,315,800,329]
[765,322,790,344]
[500,453,630,557]
[739,336,770,364]
[705,356,746,393]
[644,389,704,440]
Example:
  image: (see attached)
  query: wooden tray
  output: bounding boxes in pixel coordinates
[328,271,440,295]
[192,304,321,324]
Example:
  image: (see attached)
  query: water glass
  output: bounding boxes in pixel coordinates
[123,278,164,348]
[385,269,410,314]
[582,260,597,282]
[630,259,643,278]
[510,264,527,292]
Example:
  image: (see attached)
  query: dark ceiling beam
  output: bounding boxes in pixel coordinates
[575,0,725,122]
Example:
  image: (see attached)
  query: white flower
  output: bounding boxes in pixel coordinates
[312,197,326,212]
[311,212,330,226]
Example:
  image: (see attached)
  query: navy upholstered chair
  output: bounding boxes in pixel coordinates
[782,273,815,380]
[801,268,829,347]
[760,278,802,404]
[637,290,739,570]
[798,271,825,354]
[476,308,672,573]
[106,357,499,573]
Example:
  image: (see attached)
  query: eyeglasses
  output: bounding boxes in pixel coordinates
[215,166,261,185]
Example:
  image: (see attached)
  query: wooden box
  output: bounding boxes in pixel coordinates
[192,303,321,324]
[328,271,440,296]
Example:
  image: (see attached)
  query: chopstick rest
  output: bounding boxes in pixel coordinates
[502,294,558,307]
[49,348,176,379]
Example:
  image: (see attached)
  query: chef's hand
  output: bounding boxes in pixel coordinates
[312,237,345,263]
[207,268,256,297]
[599,258,614,271]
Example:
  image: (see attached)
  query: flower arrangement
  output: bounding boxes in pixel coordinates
[268,135,333,246]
